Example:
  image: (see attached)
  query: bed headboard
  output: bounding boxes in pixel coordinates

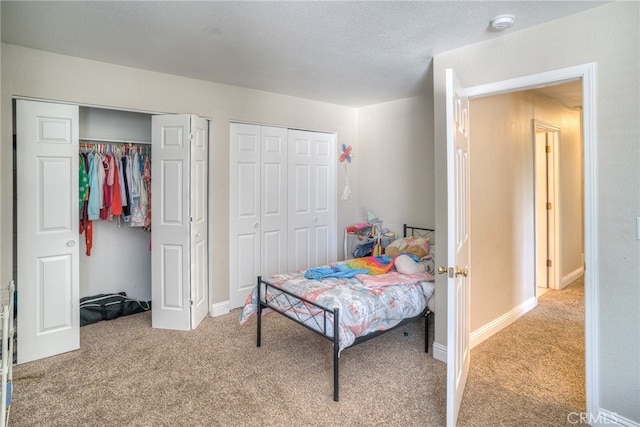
[403,224,435,244]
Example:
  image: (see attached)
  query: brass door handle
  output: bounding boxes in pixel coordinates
[437,265,468,277]
[455,266,468,277]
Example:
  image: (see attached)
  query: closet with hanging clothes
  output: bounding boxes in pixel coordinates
[15,99,210,364]
[78,107,153,304]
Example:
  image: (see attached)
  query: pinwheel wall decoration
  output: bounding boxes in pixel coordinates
[339,144,353,200]
[339,144,352,164]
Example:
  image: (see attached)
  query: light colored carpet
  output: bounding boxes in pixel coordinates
[10,279,584,426]
[458,278,585,426]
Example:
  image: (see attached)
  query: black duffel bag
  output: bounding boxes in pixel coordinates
[80,292,151,326]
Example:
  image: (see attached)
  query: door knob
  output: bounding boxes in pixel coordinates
[66,240,76,247]
[254,222,259,229]
[455,266,468,277]
[438,265,468,277]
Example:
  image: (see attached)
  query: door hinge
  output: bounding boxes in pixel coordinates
[189,133,194,141]
[547,259,553,267]
[546,202,552,210]
[546,145,551,153]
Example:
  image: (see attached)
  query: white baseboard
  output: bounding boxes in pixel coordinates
[470,296,537,349]
[433,341,447,363]
[560,266,584,289]
[590,409,640,427]
[210,301,230,317]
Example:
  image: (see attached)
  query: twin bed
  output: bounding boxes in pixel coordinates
[239,225,435,401]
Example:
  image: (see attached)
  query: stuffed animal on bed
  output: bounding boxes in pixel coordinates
[384,236,431,259]
[394,253,429,275]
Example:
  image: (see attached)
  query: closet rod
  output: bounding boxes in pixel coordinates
[79,137,151,145]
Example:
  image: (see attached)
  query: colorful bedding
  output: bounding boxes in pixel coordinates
[239,266,435,353]
[303,255,395,280]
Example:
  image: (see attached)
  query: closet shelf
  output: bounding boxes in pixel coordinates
[80,137,151,145]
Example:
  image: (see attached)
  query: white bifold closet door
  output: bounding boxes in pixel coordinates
[16,100,209,364]
[16,100,80,364]
[151,114,209,331]
[229,124,289,309]
[229,123,336,309]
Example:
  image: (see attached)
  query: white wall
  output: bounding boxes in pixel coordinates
[357,95,435,236]
[0,43,358,304]
[468,91,537,331]
[80,222,151,301]
[433,2,639,422]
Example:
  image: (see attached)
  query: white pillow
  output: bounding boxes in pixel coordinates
[395,254,427,275]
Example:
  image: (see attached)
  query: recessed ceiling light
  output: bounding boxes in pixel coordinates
[490,14,515,31]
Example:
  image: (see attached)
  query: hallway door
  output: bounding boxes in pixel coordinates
[445,68,471,427]
[534,122,560,291]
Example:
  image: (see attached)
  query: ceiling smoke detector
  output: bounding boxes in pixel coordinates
[490,14,515,31]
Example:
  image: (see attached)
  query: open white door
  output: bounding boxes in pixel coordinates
[16,99,80,364]
[445,69,471,426]
[152,114,209,330]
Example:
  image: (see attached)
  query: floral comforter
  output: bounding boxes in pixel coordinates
[239,267,435,352]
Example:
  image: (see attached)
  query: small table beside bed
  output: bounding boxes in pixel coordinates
[239,224,435,401]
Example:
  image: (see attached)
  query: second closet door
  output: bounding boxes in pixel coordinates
[229,124,336,309]
[229,123,288,309]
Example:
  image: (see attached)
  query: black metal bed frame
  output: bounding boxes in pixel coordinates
[255,225,435,402]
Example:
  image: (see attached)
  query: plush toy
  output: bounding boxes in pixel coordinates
[394,254,427,275]
[384,236,430,259]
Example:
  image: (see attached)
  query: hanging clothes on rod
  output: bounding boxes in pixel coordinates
[79,141,152,256]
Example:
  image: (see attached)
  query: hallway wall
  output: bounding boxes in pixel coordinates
[468,89,582,333]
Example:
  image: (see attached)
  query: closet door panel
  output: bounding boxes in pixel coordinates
[17,99,80,364]
[314,225,330,267]
[291,228,311,272]
[292,165,311,213]
[152,115,190,330]
[289,161,312,270]
[311,133,335,267]
[161,161,185,222]
[262,230,284,277]
[161,245,185,308]
[237,233,259,294]
[229,123,262,309]
[288,129,336,271]
[189,115,209,329]
[260,126,288,279]
[288,132,312,271]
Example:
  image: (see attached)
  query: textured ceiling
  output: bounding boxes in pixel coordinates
[1,1,604,107]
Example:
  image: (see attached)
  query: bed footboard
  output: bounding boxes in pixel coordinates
[256,275,342,401]
[255,275,432,402]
